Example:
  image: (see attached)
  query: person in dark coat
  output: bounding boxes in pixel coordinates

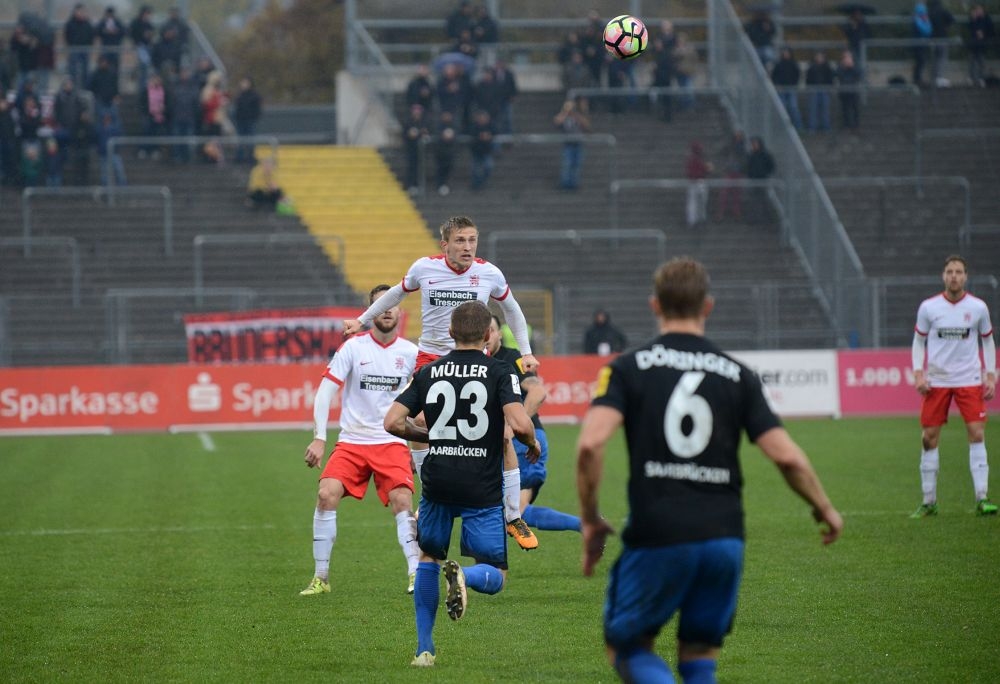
[583,309,627,355]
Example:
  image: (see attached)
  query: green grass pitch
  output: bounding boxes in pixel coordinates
[2,417,999,682]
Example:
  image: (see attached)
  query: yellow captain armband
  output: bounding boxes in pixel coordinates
[593,366,612,398]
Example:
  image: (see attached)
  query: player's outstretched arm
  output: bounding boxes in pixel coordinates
[576,406,621,576]
[756,427,843,545]
[503,402,539,461]
[305,378,338,468]
[344,283,409,336]
[384,401,428,443]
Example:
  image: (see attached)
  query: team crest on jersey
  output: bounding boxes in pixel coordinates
[395,356,405,370]
[470,275,479,286]
[964,312,972,322]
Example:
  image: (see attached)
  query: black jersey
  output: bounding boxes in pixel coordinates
[591,332,780,546]
[395,348,522,507]
[491,345,543,431]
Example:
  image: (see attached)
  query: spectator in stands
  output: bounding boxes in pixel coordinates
[129,5,156,89]
[233,76,262,164]
[200,71,231,163]
[472,67,505,131]
[96,108,126,187]
[581,15,606,93]
[715,129,747,222]
[772,47,803,131]
[558,32,583,70]
[435,111,457,196]
[472,4,499,65]
[449,28,480,63]
[966,4,995,87]
[20,140,42,187]
[10,22,42,92]
[746,136,775,225]
[154,7,190,76]
[651,23,677,122]
[927,0,954,87]
[554,97,590,191]
[170,66,200,162]
[745,12,777,67]
[685,141,712,229]
[53,77,87,151]
[836,50,862,131]
[405,64,435,113]
[403,103,431,194]
[0,45,12,94]
[607,56,635,114]
[805,51,834,132]
[96,6,126,74]
[912,2,933,87]
[468,109,495,190]
[583,309,627,356]
[562,50,592,103]
[194,56,215,92]
[43,137,65,187]
[0,99,19,186]
[64,4,95,90]
[672,33,698,112]
[139,73,170,160]
[492,61,517,136]
[841,9,871,66]
[88,55,120,123]
[436,62,471,130]
[67,110,95,185]
[17,94,43,147]
[445,1,475,42]
[246,156,285,210]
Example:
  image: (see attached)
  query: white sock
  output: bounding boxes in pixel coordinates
[970,442,989,501]
[313,508,337,581]
[411,448,429,481]
[396,510,419,575]
[920,448,939,505]
[503,468,521,523]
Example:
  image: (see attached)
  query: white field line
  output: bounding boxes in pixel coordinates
[197,432,216,451]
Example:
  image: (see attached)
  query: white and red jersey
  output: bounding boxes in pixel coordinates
[401,254,512,355]
[914,292,993,387]
[323,331,417,444]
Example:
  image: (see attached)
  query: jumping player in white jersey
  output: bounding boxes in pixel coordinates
[300,285,420,596]
[911,255,997,518]
[342,215,541,549]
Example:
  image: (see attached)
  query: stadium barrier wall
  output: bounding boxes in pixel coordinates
[1,350,998,435]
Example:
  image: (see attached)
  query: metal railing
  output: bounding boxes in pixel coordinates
[822,176,971,242]
[960,224,1000,252]
[22,185,174,257]
[0,237,81,307]
[869,275,1000,348]
[415,132,616,197]
[192,233,347,306]
[915,128,1000,179]
[104,287,256,365]
[708,0,868,348]
[106,135,281,192]
[608,178,783,234]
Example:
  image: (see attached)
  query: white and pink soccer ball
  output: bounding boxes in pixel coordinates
[603,15,648,60]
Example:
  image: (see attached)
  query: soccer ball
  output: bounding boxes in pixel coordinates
[603,15,648,60]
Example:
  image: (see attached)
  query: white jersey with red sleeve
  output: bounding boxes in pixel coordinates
[323,331,417,444]
[401,254,512,355]
[914,292,994,387]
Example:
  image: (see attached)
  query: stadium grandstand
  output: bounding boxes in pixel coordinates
[0,0,998,367]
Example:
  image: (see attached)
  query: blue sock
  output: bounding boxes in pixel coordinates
[614,647,675,683]
[413,562,439,655]
[462,563,504,595]
[678,658,716,684]
[522,504,581,532]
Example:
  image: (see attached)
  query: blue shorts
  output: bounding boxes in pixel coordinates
[416,496,508,570]
[604,538,744,650]
[513,427,548,497]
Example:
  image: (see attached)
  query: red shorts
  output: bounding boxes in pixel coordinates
[415,351,441,371]
[320,442,414,505]
[920,386,988,427]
